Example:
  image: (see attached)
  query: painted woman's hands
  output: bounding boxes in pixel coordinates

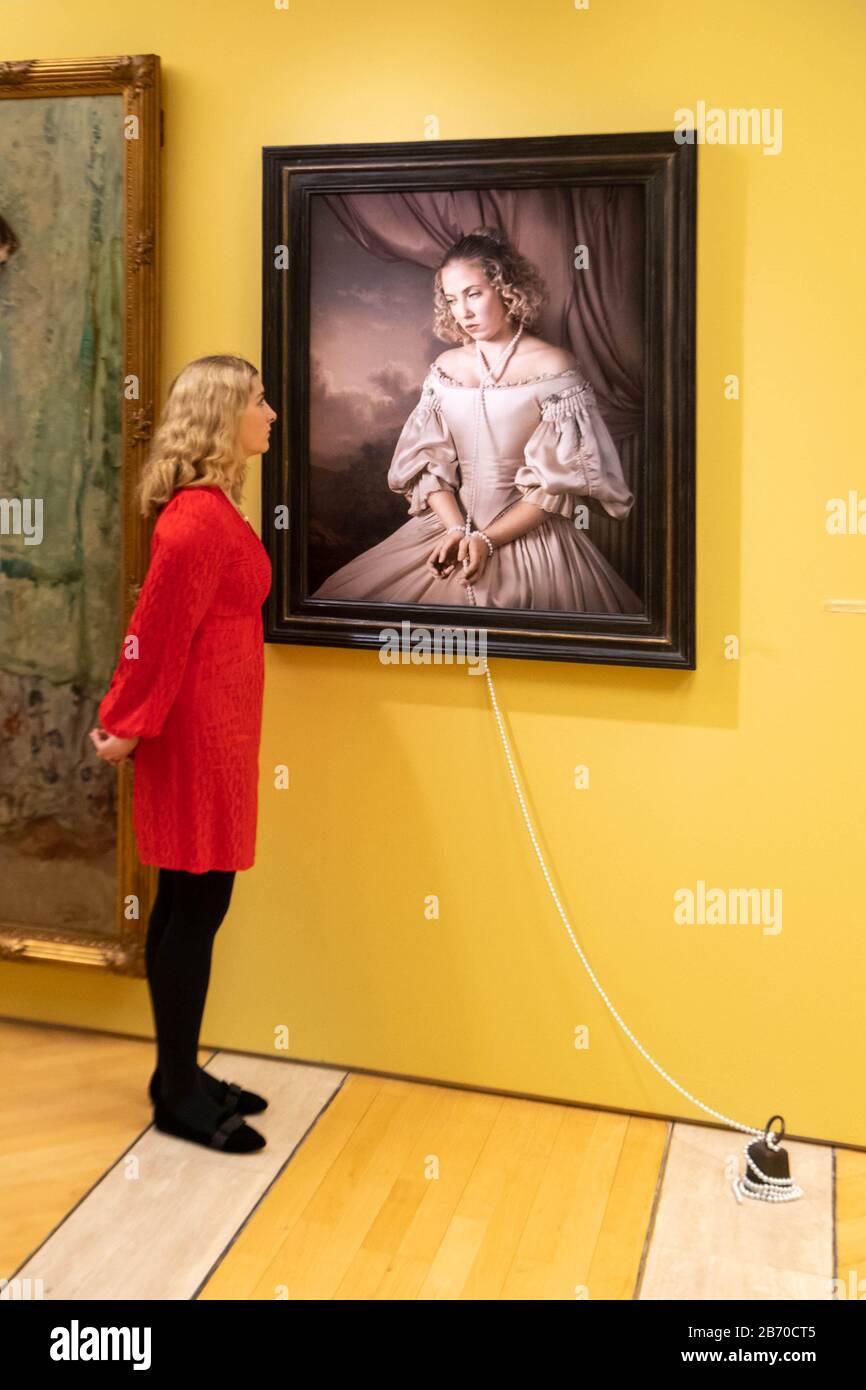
[89,728,139,766]
[426,530,464,578]
[427,529,492,584]
[456,533,490,586]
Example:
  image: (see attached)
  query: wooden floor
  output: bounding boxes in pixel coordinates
[1,1019,860,1301]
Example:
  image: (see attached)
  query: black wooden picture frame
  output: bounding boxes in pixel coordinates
[261,131,696,668]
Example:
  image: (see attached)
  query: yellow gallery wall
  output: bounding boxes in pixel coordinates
[2,0,864,1148]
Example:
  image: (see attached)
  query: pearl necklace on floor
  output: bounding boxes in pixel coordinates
[731,1140,805,1203]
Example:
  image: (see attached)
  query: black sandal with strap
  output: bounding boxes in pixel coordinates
[153,1095,266,1153]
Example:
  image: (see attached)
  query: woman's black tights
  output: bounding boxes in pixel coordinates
[145,867,235,1123]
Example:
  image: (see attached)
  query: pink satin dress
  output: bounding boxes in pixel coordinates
[311,362,643,614]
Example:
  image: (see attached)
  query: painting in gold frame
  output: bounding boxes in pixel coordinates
[0,54,160,974]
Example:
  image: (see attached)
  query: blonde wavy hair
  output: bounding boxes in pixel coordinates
[432,226,548,344]
[135,354,260,518]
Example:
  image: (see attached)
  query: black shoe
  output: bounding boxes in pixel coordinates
[148,1067,268,1115]
[153,1094,266,1153]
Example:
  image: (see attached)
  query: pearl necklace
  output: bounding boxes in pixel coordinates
[450,323,525,605]
[731,1141,805,1203]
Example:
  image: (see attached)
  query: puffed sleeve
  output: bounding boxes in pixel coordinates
[98,491,227,740]
[514,380,634,520]
[387,376,461,517]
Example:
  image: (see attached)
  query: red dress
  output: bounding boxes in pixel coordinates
[98,484,272,873]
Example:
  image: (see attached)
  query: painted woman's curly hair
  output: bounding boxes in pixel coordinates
[432,226,548,344]
[135,354,259,519]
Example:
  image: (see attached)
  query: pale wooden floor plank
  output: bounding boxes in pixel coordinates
[638,1122,834,1300]
[13,1054,346,1300]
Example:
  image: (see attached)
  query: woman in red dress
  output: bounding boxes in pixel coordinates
[91,355,276,1154]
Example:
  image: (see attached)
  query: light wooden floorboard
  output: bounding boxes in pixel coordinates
[200,1074,667,1300]
[637,1122,835,1300]
[12,1054,346,1300]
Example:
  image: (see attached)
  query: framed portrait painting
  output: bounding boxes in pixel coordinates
[262,131,695,667]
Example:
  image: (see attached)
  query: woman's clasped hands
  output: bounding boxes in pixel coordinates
[426,528,491,586]
[89,728,140,766]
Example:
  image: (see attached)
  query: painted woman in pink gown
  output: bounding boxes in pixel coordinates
[311,227,643,615]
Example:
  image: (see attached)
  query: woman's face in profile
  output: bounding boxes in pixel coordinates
[441,259,505,343]
[238,372,277,458]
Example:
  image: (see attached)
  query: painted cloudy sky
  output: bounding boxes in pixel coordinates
[308,196,445,470]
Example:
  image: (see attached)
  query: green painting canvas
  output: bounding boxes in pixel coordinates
[0,93,124,936]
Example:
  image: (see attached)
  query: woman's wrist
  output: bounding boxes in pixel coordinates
[441,522,494,558]
[446,524,494,555]
[470,529,494,557]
